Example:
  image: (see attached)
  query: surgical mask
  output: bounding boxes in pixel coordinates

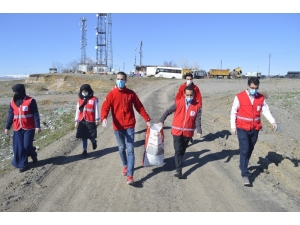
[82,92,88,97]
[186,80,192,85]
[249,89,257,96]
[116,80,125,88]
[186,97,193,103]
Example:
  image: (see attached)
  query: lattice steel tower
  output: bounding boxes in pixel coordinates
[139,41,143,66]
[95,13,107,68]
[107,14,113,72]
[80,17,87,63]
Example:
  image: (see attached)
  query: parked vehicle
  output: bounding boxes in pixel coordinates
[154,67,183,79]
[208,69,231,79]
[245,72,261,78]
[193,70,206,79]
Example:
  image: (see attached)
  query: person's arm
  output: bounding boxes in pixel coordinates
[261,99,277,131]
[132,93,151,122]
[100,92,112,122]
[195,86,202,108]
[195,108,202,135]
[175,85,184,101]
[94,97,100,121]
[230,96,240,134]
[158,104,176,125]
[30,99,40,129]
[74,102,80,122]
[5,104,14,130]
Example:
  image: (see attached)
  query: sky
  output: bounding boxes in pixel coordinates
[0,1,299,76]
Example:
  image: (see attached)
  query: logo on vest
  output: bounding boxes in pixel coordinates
[22,106,28,111]
[190,111,195,116]
[88,100,94,104]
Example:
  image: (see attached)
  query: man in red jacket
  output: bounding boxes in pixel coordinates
[175,72,202,144]
[158,86,202,179]
[101,71,152,185]
[230,77,277,186]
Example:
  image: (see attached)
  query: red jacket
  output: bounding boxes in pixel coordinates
[101,86,151,130]
[175,82,202,108]
[78,96,97,122]
[236,90,264,131]
[11,96,35,131]
[171,99,201,137]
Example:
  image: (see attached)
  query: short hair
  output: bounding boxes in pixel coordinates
[248,77,260,86]
[117,71,127,80]
[185,73,193,79]
[184,85,194,94]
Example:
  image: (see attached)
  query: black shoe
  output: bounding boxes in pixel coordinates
[174,171,183,179]
[32,157,38,164]
[190,138,193,144]
[19,166,28,173]
[82,149,87,157]
[92,140,97,150]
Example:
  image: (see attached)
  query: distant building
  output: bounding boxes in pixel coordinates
[49,68,57,73]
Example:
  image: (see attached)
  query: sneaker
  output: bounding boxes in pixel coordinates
[82,149,87,157]
[242,176,250,186]
[174,171,183,179]
[127,176,134,185]
[121,166,127,176]
[92,140,97,150]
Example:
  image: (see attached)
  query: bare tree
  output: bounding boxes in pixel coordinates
[193,61,200,70]
[163,60,177,67]
[178,58,191,69]
[51,61,64,73]
[66,59,80,72]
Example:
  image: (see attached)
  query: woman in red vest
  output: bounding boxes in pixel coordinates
[5,84,41,172]
[158,85,202,179]
[230,77,277,186]
[75,84,99,156]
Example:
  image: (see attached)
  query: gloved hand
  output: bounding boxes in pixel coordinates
[95,121,100,126]
[4,129,9,136]
[272,123,277,132]
[196,133,201,139]
[158,122,164,128]
[231,128,236,135]
[102,119,107,128]
[75,122,78,129]
[146,121,152,128]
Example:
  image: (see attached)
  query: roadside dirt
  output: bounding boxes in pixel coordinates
[0,75,299,212]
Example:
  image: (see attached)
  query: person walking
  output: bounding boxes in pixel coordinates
[175,72,202,107]
[5,84,41,172]
[158,85,202,179]
[230,77,277,186]
[175,72,202,144]
[75,84,99,157]
[101,71,152,185]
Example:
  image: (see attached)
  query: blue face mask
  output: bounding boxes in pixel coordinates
[186,97,193,103]
[249,89,257,96]
[116,80,125,88]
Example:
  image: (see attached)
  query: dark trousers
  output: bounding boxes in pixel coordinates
[173,135,191,173]
[237,128,259,177]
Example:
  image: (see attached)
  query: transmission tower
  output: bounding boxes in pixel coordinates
[139,41,143,66]
[107,14,113,72]
[80,17,87,64]
[95,13,107,70]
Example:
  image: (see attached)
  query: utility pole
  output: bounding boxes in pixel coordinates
[139,41,143,66]
[268,53,271,76]
[134,48,137,68]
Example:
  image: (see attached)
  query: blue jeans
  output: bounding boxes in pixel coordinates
[237,128,259,177]
[82,138,96,150]
[114,128,135,176]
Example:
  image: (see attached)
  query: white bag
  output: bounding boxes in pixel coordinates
[142,123,164,167]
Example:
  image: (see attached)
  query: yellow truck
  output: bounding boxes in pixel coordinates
[230,67,243,78]
[208,69,231,79]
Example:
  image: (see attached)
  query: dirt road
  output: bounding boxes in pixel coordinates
[0,77,299,212]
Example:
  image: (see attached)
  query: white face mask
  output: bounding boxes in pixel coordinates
[186,80,192,85]
[82,92,88,97]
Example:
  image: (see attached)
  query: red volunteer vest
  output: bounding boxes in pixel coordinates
[78,96,97,122]
[11,96,35,131]
[171,99,201,137]
[236,90,264,131]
